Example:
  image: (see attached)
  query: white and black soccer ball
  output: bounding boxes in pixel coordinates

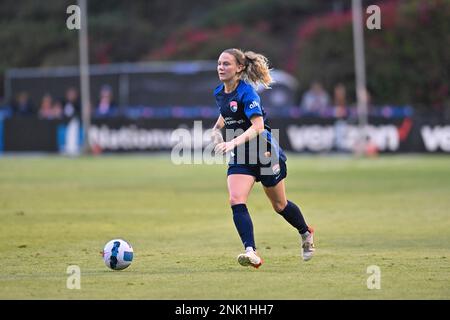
[102,239,134,270]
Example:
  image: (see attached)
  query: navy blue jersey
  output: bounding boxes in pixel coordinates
[214,80,286,165]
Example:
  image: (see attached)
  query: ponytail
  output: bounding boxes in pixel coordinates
[222,48,273,89]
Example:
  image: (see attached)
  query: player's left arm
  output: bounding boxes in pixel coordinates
[215,91,265,154]
[215,115,264,154]
[232,115,264,145]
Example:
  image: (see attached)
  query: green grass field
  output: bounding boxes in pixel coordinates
[0,154,449,299]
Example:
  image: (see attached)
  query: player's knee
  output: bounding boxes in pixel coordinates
[272,200,288,213]
[229,195,247,206]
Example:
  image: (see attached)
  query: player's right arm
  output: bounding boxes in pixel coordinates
[211,115,225,144]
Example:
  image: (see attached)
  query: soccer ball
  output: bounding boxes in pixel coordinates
[102,239,134,270]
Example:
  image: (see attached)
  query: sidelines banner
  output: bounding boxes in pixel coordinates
[269,118,411,153]
[1,117,449,153]
[3,117,60,152]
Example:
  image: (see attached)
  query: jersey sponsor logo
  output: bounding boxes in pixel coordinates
[249,101,259,109]
[229,101,238,112]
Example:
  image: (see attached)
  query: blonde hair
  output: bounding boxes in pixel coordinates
[222,48,273,89]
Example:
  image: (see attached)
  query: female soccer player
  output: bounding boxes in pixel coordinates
[212,48,315,268]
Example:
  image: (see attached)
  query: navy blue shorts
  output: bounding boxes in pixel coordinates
[227,158,287,187]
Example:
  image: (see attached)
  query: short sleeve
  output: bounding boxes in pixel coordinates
[243,90,263,120]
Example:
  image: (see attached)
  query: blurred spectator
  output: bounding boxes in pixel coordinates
[38,93,52,119]
[94,84,118,117]
[333,83,348,152]
[364,88,373,113]
[300,81,330,115]
[62,87,81,119]
[333,83,348,119]
[38,93,62,119]
[11,91,35,116]
[52,98,63,119]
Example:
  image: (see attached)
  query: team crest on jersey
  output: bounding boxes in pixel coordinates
[229,101,238,112]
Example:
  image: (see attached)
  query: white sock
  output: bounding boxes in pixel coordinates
[301,231,310,241]
[245,246,255,253]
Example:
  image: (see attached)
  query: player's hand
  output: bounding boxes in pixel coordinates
[211,129,224,145]
[214,141,235,154]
